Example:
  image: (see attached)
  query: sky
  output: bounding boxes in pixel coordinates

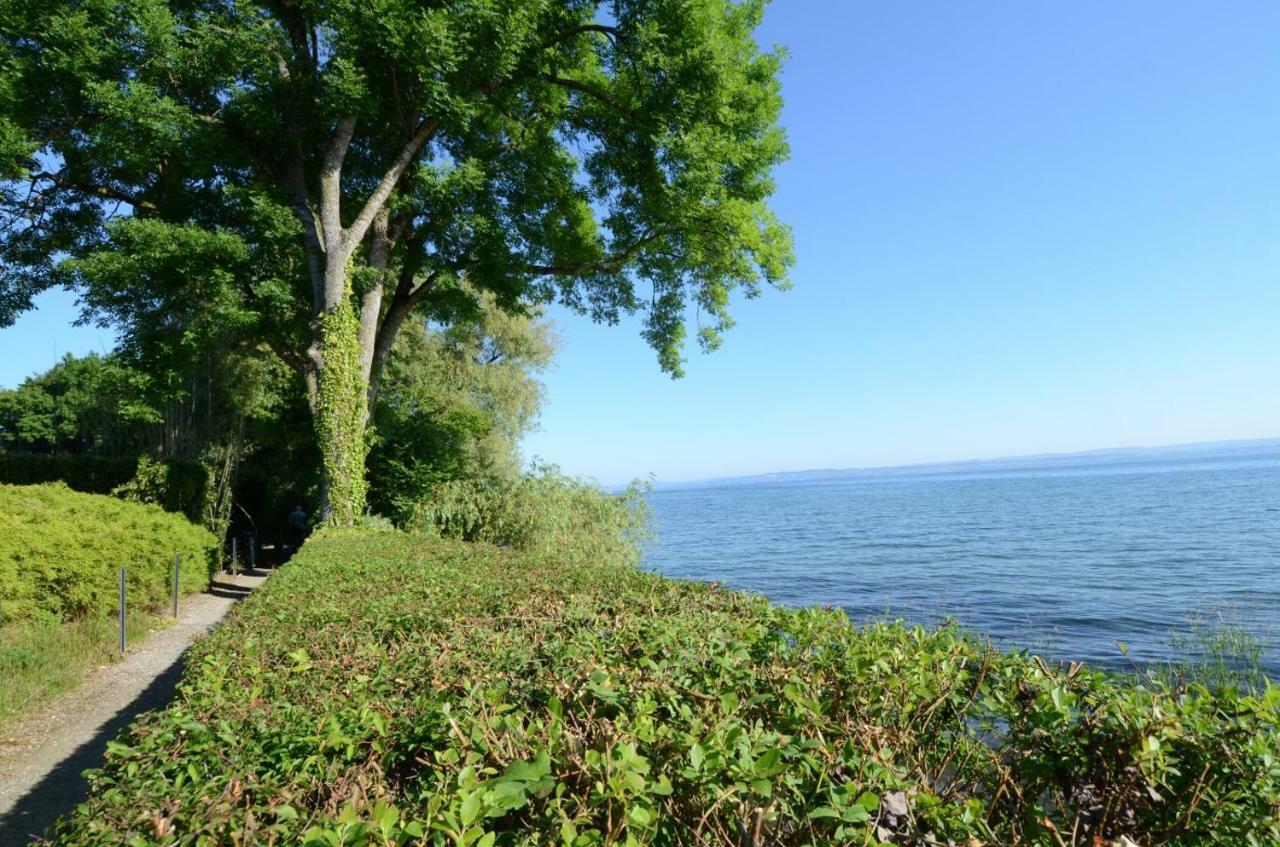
[3,2,1279,486]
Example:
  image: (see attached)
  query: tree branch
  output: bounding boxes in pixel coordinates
[319,117,356,253]
[368,267,439,402]
[540,23,619,50]
[343,117,440,252]
[525,231,664,277]
[541,74,634,117]
[30,171,159,212]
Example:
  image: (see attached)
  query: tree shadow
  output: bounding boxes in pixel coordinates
[0,652,186,846]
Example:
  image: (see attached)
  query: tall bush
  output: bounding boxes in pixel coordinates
[0,483,216,623]
[408,465,650,567]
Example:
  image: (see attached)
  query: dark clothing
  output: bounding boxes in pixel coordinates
[288,508,308,554]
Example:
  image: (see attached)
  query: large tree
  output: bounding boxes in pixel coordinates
[0,0,792,521]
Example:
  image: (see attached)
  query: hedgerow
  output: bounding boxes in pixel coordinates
[0,451,137,494]
[48,530,1279,846]
[0,482,216,624]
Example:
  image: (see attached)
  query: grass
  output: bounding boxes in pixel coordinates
[1161,607,1274,695]
[0,611,172,727]
[44,528,1279,846]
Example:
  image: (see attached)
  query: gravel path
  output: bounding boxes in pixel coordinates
[0,571,269,846]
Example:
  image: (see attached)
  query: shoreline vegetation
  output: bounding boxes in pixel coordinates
[44,527,1279,846]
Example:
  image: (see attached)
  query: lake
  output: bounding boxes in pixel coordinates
[642,449,1280,675]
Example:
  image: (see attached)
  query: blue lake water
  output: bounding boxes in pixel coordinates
[642,451,1280,674]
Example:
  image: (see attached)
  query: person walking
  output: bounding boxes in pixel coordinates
[288,505,308,555]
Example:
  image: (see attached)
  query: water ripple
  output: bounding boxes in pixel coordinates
[643,457,1280,675]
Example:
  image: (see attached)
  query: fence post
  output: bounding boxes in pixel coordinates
[231,536,238,575]
[173,553,181,618]
[118,567,127,655]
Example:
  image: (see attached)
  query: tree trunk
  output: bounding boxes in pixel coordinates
[313,286,370,525]
[301,116,434,523]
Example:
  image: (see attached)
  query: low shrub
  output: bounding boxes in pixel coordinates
[0,482,217,624]
[47,530,1278,846]
[408,465,649,567]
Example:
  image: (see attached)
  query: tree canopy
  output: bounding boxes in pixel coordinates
[0,0,792,520]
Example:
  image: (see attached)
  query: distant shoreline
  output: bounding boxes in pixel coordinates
[649,436,1280,491]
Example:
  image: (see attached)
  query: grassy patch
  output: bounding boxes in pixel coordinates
[0,611,171,726]
[1159,606,1274,695]
[48,529,1279,846]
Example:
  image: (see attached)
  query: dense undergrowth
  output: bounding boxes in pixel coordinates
[46,529,1278,846]
[0,483,216,723]
[407,465,650,568]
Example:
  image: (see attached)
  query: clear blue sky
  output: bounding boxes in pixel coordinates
[3,2,1279,486]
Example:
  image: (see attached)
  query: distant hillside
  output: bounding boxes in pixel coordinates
[655,437,1280,491]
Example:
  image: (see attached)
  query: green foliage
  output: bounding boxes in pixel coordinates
[0,348,295,536]
[368,291,558,524]
[409,466,650,568]
[0,483,216,624]
[112,455,211,524]
[316,296,370,525]
[47,530,1279,846]
[2,0,793,519]
[1,0,793,449]
[0,353,137,453]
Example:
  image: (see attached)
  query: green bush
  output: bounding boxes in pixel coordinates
[47,530,1278,846]
[111,455,212,524]
[0,482,217,624]
[408,465,649,567]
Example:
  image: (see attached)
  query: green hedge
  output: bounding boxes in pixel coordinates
[0,451,137,494]
[0,483,216,624]
[48,530,1279,846]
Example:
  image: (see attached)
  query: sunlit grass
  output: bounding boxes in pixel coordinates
[1159,606,1273,694]
[0,611,172,728]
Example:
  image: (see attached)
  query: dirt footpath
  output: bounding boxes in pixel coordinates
[0,571,268,846]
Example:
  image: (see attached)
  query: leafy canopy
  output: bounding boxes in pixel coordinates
[1,0,792,376]
[369,288,560,523]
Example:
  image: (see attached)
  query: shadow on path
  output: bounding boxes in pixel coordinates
[208,581,254,600]
[0,653,187,847]
[0,570,272,847]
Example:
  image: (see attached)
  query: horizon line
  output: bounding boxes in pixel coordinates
[639,434,1280,489]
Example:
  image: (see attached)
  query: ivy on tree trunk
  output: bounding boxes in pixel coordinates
[314,285,369,524]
